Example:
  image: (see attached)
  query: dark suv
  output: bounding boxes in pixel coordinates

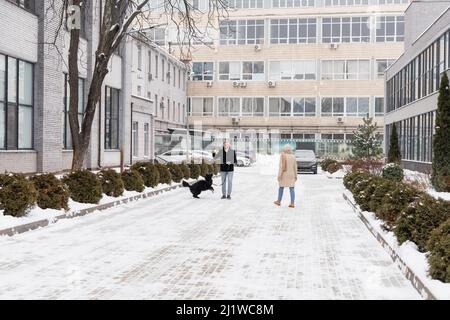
[295,150,318,174]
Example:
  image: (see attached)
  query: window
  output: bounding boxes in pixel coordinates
[270,18,317,44]
[241,97,264,116]
[132,121,138,157]
[147,27,166,46]
[173,65,176,86]
[155,55,159,79]
[137,44,142,70]
[144,123,149,157]
[188,97,214,116]
[321,97,344,116]
[269,60,316,80]
[137,85,142,96]
[293,97,316,116]
[148,50,152,75]
[227,0,264,8]
[155,94,158,117]
[375,97,384,116]
[63,75,85,149]
[8,0,35,11]
[272,0,315,7]
[178,69,181,88]
[191,62,214,81]
[218,97,240,116]
[105,87,120,149]
[269,97,292,116]
[324,0,368,5]
[162,58,165,81]
[178,102,181,122]
[219,61,264,80]
[345,97,369,116]
[376,16,404,42]
[0,55,33,150]
[322,17,370,43]
[376,59,395,79]
[321,60,370,80]
[377,0,409,5]
[220,20,265,45]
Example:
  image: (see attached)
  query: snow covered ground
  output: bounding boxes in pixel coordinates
[404,169,450,201]
[0,157,420,299]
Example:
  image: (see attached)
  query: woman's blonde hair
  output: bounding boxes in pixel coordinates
[282,144,292,154]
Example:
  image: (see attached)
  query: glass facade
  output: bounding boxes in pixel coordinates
[386,28,450,112]
[105,86,120,150]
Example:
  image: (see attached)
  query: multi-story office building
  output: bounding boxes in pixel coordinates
[126,33,188,162]
[385,0,450,172]
[148,0,409,156]
[0,0,188,173]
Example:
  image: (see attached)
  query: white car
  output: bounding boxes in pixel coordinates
[155,150,192,164]
[236,155,251,167]
[191,150,214,163]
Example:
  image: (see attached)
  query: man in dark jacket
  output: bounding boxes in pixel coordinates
[213,140,237,199]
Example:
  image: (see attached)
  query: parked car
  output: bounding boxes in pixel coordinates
[236,151,255,164]
[295,150,318,174]
[155,150,192,164]
[191,150,214,163]
[236,155,251,167]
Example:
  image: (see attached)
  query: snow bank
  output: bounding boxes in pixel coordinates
[403,169,450,201]
[0,181,187,232]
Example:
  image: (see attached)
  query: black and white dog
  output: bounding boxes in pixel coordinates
[182,174,214,198]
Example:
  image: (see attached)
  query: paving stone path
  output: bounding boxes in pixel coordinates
[0,165,420,299]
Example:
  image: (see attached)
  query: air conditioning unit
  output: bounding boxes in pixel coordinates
[206,81,213,87]
[337,116,344,123]
[268,80,276,88]
[232,81,240,87]
[254,44,261,52]
[231,117,240,125]
[329,43,339,50]
[239,81,247,88]
[148,74,153,81]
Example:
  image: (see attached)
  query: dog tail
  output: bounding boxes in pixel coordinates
[182,180,190,188]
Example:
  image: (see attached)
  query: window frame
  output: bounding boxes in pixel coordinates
[104,86,120,150]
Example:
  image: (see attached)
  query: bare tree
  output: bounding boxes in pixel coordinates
[46,0,228,170]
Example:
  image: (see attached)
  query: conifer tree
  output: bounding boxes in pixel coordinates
[351,116,382,159]
[431,72,450,192]
[387,123,401,163]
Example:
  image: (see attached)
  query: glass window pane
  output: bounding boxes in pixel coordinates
[0,102,4,149]
[0,55,6,101]
[8,57,17,103]
[19,106,32,148]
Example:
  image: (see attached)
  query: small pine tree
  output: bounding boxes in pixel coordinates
[351,116,382,159]
[387,123,401,163]
[431,72,450,192]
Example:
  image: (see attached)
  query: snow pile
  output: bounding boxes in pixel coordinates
[403,169,450,201]
[325,169,345,179]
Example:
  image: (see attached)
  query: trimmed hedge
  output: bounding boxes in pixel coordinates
[0,174,37,217]
[97,169,124,197]
[179,163,191,180]
[155,163,172,185]
[211,163,219,175]
[31,173,69,210]
[167,163,183,183]
[376,183,422,227]
[353,176,384,212]
[395,195,450,252]
[132,162,160,188]
[189,163,201,180]
[382,163,404,182]
[427,218,450,282]
[200,161,210,177]
[63,170,103,204]
[321,158,337,172]
[327,162,342,174]
[368,179,397,213]
[121,169,145,192]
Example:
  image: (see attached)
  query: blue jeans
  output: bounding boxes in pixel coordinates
[278,187,295,203]
[221,171,234,196]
